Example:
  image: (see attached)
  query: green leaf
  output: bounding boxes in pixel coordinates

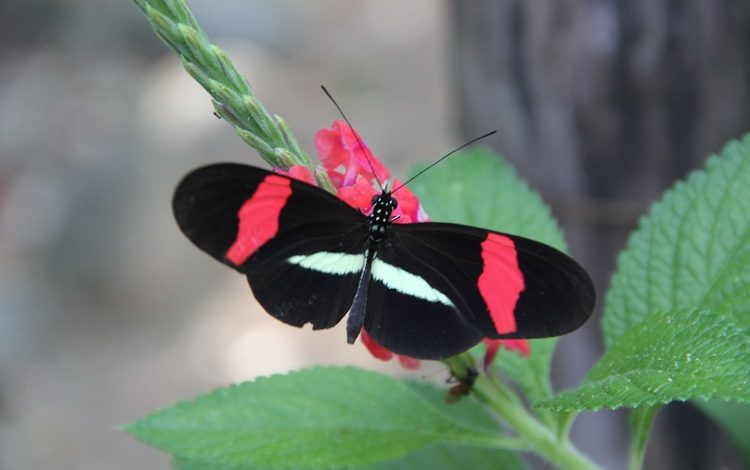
[409,148,566,251]
[125,367,506,469]
[171,379,527,470]
[398,380,500,433]
[364,443,526,470]
[172,458,222,470]
[494,339,556,404]
[604,135,750,347]
[539,309,750,411]
[364,380,526,470]
[174,444,526,470]
[409,148,567,406]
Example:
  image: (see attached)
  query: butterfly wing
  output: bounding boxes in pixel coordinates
[173,163,368,329]
[363,222,594,359]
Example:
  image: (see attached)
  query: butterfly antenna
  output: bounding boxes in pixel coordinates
[391,130,497,194]
[321,85,384,191]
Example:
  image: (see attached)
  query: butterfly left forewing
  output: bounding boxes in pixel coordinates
[173,163,369,330]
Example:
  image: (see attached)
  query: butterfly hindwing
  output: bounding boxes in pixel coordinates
[359,227,487,359]
[173,163,368,330]
[244,231,367,330]
[362,267,485,359]
[364,222,594,357]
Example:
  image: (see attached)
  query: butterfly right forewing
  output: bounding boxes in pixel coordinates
[361,222,594,358]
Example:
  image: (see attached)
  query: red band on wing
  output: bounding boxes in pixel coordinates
[225,175,292,266]
[477,233,525,334]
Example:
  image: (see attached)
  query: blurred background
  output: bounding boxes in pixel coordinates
[1,0,748,469]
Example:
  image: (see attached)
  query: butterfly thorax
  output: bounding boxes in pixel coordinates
[368,192,397,242]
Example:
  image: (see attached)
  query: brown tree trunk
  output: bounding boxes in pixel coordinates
[451,1,750,468]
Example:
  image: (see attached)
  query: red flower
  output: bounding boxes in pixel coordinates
[315,120,390,186]
[360,330,420,369]
[397,354,421,369]
[389,180,429,223]
[336,174,376,212]
[359,329,392,360]
[482,339,531,369]
[274,165,316,185]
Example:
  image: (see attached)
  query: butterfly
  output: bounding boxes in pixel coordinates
[172,162,595,360]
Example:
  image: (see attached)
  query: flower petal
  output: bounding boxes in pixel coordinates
[360,329,393,361]
[483,338,531,369]
[397,355,421,369]
[275,165,316,185]
[315,127,348,170]
[391,181,429,224]
[315,120,390,186]
[336,175,376,211]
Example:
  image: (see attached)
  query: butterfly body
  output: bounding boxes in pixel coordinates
[367,190,398,241]
[173,164,595,360]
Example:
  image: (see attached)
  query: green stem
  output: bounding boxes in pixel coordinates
[473,375,601,470]
[444,355,599,470]
[556,410,577,442]
[628,405,659,470]
[134,0,313,172]
[457,434,530,452]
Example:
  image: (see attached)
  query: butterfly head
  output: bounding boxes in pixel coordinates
[368,191,398,241]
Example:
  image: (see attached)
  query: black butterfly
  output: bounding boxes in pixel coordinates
[173,163,595,360]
